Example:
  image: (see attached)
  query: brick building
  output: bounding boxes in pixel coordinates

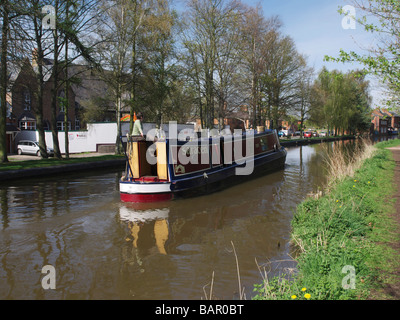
[380,109,400,132]
[11,58,77,133]
[371,109,389,135]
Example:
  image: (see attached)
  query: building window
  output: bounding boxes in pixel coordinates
[19,121,36,130]
[23,90,31,110]
[58,90,66,112]
[57,121,71,131]
[75,119,80,130]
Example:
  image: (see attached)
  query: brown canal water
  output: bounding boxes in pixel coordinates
[0,140,378,299]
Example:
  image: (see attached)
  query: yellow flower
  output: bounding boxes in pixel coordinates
[304,293,311,299]
[339,205,342,208]
[368,181,371,184]
[336,200,339,203]
[354,180,357,182]
[291,295,297,299]
[353,185,356,188]
[301,287,307,292]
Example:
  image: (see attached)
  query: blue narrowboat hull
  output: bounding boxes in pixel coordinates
[120,131,287,202]
[170,147,286,198]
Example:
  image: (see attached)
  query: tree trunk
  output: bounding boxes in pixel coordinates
[51,4,62,160]
[64,7,70,159]
[35,46,48,159]
[0,1,9,163]
[115,89,122,154]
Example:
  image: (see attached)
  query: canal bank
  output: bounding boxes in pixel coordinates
[279,135,356,148]
[0,135,354,182]
[254,138,400,300]
[0,155,125,182]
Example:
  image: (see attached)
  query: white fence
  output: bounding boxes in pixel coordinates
[13,122,194,154]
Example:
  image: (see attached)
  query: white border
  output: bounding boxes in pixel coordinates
[120,182,171,194]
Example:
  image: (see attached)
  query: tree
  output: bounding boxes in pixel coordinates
[51,0,98,159]
[17,0,58,160]
[213,1,244,130]
[140,0,178,127]
[0,0,28,162]
[239,6,279,128]
[127,0,147,134]
[326,0,400,108]
[183,0,242,129]
[292,65,315,137]
[95,0,134,154]
[260,32,306,129]
[310,68,371,135]
[0,0,12,163]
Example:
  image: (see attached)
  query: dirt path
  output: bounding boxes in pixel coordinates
[372,146,400,299]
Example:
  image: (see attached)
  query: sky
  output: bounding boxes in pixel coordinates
[242,0,369,71]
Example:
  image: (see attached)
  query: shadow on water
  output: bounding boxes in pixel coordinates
[0,137,398,299]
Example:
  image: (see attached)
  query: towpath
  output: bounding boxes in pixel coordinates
[373,145,400,299]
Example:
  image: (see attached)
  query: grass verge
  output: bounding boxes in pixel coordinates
[253,138,400,300]
[0,154,125,172]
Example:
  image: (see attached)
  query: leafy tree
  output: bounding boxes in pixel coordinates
[326,0,400,108]
[310,68,371,135]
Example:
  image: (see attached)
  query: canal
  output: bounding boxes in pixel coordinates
[0,140,378,299]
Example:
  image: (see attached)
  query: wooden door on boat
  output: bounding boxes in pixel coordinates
[128,141,152,178]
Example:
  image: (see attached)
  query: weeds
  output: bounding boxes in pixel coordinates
[323,138,376,191]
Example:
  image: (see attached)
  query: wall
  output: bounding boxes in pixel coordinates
[13,122,194,154]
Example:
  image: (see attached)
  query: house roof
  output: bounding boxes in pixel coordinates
[68,64,113,106]
[6,124,20,133]
[18,111,35,121]
[371,109,386,119]
[382,108,400,117]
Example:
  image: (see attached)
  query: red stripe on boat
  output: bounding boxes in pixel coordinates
[120,192,173,203]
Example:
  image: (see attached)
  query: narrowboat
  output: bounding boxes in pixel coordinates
[119,129,287,203]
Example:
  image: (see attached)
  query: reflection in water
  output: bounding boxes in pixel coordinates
[0,139,392,299]
[120,205,170,255]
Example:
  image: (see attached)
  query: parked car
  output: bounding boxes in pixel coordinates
[319,131,327,137]
[312,131,319,137]
[294,131,301,136]
[278,131,286,137]
[17,140,54,157]
[303,131,313,138]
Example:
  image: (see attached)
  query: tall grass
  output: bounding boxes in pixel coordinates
[323,138,376,191]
